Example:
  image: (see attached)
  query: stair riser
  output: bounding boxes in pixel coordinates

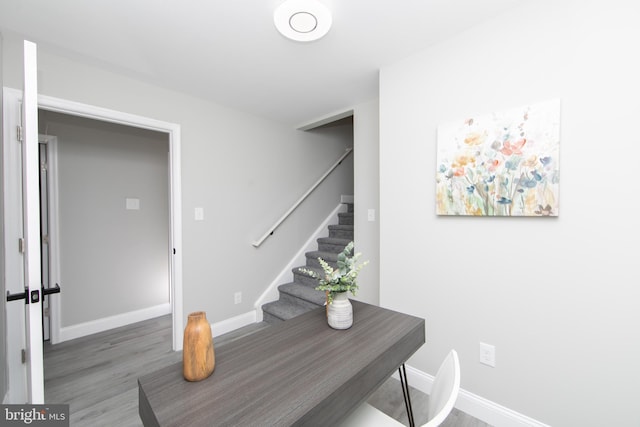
[305,257,339,270]
[293,270,321,287]
[280,292,323,311]
[328,229,354,240]
[262,311,283,324]
[338,213,354,225]
[318,241,349,253]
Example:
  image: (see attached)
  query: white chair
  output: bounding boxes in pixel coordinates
[340,349,460,427]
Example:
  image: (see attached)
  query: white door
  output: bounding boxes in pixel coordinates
[18,39,45,402]
[3,41,45,402]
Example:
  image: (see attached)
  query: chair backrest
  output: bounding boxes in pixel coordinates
[424,349,460,427]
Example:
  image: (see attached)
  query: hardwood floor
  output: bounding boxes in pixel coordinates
[44,315,180,426]
[367,377,492,427]
[44,315,490,426]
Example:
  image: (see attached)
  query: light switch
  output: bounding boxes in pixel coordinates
[195,207,204,221]
[126,198,140,210]
[367,208,376,222]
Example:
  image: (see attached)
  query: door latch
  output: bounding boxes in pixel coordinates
[42,283,61,297]
[6,287,29,304]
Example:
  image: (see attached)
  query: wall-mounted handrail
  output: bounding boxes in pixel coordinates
[252,147,353,248]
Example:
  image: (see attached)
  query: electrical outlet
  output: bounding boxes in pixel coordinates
[234,292,242,304]
[479,342,496,367]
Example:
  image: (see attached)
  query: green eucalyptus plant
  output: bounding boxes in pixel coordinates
[299,241,369,304]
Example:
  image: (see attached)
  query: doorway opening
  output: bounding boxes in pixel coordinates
[35,92,184,350]
[37,111,173,345]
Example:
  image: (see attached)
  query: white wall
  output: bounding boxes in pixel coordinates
[1,31,353,329]
[39,110,170,327]
[379,1,640,426]
[353,99,380,305]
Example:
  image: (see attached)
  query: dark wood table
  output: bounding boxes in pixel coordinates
[138,300,425,427]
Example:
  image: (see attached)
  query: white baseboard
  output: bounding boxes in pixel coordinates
[253,201,349,319]
[58,303,171,343]
[403,364,550,427]
[210,310,257,338]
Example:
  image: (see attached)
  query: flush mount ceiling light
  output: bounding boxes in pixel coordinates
[274,0,332,42]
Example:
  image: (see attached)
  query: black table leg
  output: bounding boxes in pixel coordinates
[399,363,415,427]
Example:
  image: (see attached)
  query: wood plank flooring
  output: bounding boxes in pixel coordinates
[44,315,490,426]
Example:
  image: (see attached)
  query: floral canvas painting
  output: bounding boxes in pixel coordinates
[436,99,561,216]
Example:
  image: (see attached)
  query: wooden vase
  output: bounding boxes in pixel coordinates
[183,311,215,381]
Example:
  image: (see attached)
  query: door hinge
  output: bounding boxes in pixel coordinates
[42,235,49,245]
[17,125,23,142]
[18,238,25,253]
[21,349,27,364]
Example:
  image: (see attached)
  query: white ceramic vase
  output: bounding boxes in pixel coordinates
[327,291,353,329]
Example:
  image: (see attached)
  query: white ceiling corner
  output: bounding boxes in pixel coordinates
[0,0,529,125]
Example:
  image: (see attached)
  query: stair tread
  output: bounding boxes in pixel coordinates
[262,300,313,321]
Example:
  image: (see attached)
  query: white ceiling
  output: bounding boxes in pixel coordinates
[0,0,527,126]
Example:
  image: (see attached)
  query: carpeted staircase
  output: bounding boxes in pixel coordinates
[261,203,354,324]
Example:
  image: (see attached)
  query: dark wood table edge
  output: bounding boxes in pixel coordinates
[138,301,425,427]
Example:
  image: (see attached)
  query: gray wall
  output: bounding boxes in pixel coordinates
[0,31,353,327]
[39,110,170,327]
[379,1,639,426]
